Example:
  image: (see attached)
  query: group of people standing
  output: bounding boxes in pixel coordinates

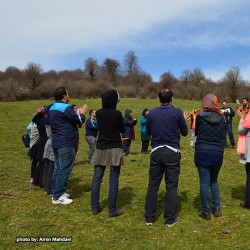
[26,86,250,227]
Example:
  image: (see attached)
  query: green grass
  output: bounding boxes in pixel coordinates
[0,98,250,250]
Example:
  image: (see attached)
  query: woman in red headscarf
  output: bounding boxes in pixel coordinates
[194,94,225,220]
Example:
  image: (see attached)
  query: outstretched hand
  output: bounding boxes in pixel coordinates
[78,104,88,115]
[183,111,191,121]
[236,109,244,119]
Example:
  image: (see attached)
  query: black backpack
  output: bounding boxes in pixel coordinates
[22,132,30,148]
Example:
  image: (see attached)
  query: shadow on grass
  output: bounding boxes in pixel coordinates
[178,191,188,211]
[68,177,91,198]
[231,185,245,200]
[193,194,201,211]
[101,186,136,209]
[74,160,88,166]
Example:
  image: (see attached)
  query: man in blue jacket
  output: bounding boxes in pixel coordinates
[145,89,189,227]
[49,87,88,204]
[85,109,98,164]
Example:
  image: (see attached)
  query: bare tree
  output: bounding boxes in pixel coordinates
[160,71,176,89]
[25,62,43,90]
[123,50,139,74]
[102,58,120,83]
[180,70,192,86]
[191,68,206,86]
[222,67,242,102]
[83,57,99,80]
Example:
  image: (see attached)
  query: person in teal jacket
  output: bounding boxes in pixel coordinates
[140,108,151,154]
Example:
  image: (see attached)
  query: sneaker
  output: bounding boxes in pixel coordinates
[108,210,124,217]
[62,192,70,198]
[240,201,250,209]
[165,217,180,227]
[145,222,153,226]
[52,195,73,205]
[212,207,221,217]
[92,208,102,215]
[199,211,211,220]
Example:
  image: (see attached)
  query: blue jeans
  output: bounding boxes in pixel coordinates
[52,147,75,200]
[145,147,181,224]
[195,150,223,214]
[123,139,131,155]
[224,124,235,147]
[245,163,250,204]
[91,165,121,214]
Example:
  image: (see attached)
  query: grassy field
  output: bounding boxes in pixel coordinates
[0,97,250,250]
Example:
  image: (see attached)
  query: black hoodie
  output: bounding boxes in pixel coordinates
[96,89,125,149]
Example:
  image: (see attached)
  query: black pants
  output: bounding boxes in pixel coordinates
[42,159,55,195]
[33,160,44,187]
[31,159,39,179]
[145,147,181,224]
[141,140,150,153]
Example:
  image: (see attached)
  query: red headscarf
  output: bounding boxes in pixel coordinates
[202,94,223,115]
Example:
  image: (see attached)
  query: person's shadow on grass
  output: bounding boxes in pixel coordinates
[68,177,92,198]
[101,186,135,209]
[231,186,245,201]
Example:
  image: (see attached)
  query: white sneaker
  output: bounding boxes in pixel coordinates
[62,192,70,198]
[52,195,73,205]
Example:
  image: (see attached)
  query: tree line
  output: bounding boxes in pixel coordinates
[0,50,249,102]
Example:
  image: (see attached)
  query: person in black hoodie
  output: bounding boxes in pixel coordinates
[195,94,225,220]
[91,89,125,217]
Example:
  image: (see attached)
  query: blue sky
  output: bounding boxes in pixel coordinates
[1,0,250,82]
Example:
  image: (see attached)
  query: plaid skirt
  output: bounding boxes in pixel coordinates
[91,148,124,166]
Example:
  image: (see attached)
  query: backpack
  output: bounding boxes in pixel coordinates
[22,132,30,148]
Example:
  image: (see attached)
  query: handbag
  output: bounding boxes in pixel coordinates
[22,131,30,148]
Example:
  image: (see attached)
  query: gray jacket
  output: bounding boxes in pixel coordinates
[238,118,250,163]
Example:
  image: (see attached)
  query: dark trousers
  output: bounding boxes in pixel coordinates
[123,139,132,155]
[33,160,45,187]
[145,147,181,224]
[141,140,150,153]
[245,163,250,205]
[42,159,55,195]
[91,165,121,214]
[31,159,39,179]
[224,124,235,147]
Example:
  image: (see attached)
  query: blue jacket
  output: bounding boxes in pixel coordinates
[85,117,98,137]
[146,104,188,149]
[195,111,225,152]
[49,101,86,148]
[122,109,137,139]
